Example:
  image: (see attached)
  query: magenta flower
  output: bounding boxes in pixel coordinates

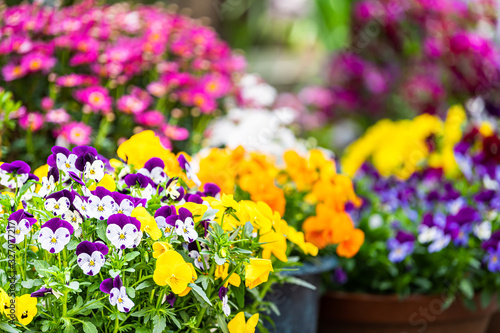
[46,109,71,124]
[60,122,92,145]
[20,52,55,73]
[135,110,165,127]
[161,124,189,141]
[74,86,112,113]
[19,112,44,132]
[2,62,26,81]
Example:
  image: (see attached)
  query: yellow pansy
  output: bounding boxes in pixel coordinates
[259,230,288,262]
[0,288,12,317]
[179,202,208,223]
[215,263,241,287]
[131,207,162,241]
[88,174,116,192]
[228,312,259,333]
[152,241,172,258]
[286,226,318,256]
[153,250,192,294]
[15,294,37,326]
[245,258,273,289]
[237,201,272,235]
[0,191,15,214]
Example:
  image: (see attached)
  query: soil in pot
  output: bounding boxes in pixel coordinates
[318,292,497,333]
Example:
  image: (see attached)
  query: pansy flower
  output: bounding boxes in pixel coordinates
[154,205,176,235]
[427,229,451,253]
[387,231,415,263]
[84,159,105,183]
[100,275,134,313]
[178,154,201,186]
[124,173,157,200]
[14,294,38,326]
[0,160,30,188]
[61,209,83,237]
[189,249,210,271]
[474,221,492,241]
[38,167,59,197]
[219,286,231,317]
[106,214,141,250]
[38,218,74,253]
[169,207,198,243]
[73,194,90,219]
[163,177,183,200]
[76,241,109,276]
[44,190,74,216]
[4,209,37,244]
[52,146,79,178]
[30,286,53,298]
[138,157,166,185]
[88,187,118,220]
[111,192,137,216]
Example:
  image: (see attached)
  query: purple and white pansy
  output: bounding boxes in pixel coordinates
[387,231,415,263]
[0,161,31,189]
[178,154,201,186]
[38,168,60,197]
[138,157,167,185]
[100,275,134,313]
[4,209,37,244]
[38,218,74,253]
[76,241,109,276]
[154,205,176,236]
[169,207,198,243]
[106,214,141,250]
[219,287,230,317]
[163,177,184,201]
[44,190,74,216]
[51,146,79,179]
[124,173,157,200]
[88,187,118,220]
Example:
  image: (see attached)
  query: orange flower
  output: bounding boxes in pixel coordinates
[336,228,365,258]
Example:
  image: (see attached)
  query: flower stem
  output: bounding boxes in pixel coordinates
[113,316,119,333]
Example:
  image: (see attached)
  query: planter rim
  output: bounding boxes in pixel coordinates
[282,256,337,276]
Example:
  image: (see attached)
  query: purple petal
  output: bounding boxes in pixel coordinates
[100,278,114,294]
[113,275,123,289]
[203,183,220,197]
[144,157,165,171]
[178,207,192,221]
[75,241,97,256]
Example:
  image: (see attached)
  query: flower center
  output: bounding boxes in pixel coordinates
[65,162,70,169]
[118,210,123,214]
[15,229,20,234]
[21,310,28,319]
[183,228,187,233]
[81,205,86,211]
[54,204,60,209]
[51,237,57,243]
[89,260,95,266]
[118,297,123,303]
[98,205,104,212]
[119,233,126,240]
[90,169,95,175]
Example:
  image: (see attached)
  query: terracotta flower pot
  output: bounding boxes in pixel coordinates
[486,311,500,333]
[318,292,497,333]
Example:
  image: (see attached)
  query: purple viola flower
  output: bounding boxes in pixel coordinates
[203,183,221,198]
[332,267,348,285]
[124,173,157,199]
[485,247,500,273]
[106,214,141,250]
[482,231,500,251]
[111,192,136,216]
[31,286,53,298]
[184,193,203,204]
[38,167,60,197]
[0,160,30,188]
[51,146,79,178]
[100,275,134,313]
[168,207,197,243]
[68,171,85,186]
[44,190,74,216]
[427,229,451,253]
[189,249,210,271]
[219,286,230,316]
[88,187,118,220]
[166,292,176,307]
[138,157,166,185]
[38,218,74,253]
[76,241,109,276]
[163,177,183,201]
[387,231,415,263]
[4,209,37,244]
[154,205,176,235]
[73,193,90,218]
[177,154,200,186]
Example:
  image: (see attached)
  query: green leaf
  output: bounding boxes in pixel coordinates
[233,282,245,308]
[136,280,153,291]
[152,315,166,333]
[0,323,20,333]
[67,239,79,251]
[33,260,50,273]
[96,222,107,243]
[188,283,212,306]
[283,277,316,290]
[68,281,80,291]
[126,287,135,299]
[82,321,98,333]
[480,290,492,309]
[21,279,35,289]
[123,252,140,262]
[216,314,229,333]
[459,279,474,300]
[196,275,210,290]
[166,313,181,329]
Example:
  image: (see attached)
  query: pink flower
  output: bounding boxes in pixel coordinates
[60,122,92,145]
[56,74,85,87]
[19,112,44,132]
[161,124,189,141]
[180,89,217,114]
[146,81,168,97]
[41,97,54,111]
[20,52,56,73]
[46,108,71,124]
[200,74,231,98]
[74,86,112,114]
[117,88,151,115]
[135,111,165,127]
[2,63,26,81]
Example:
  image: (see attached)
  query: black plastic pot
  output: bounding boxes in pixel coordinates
[262,256,337,333]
